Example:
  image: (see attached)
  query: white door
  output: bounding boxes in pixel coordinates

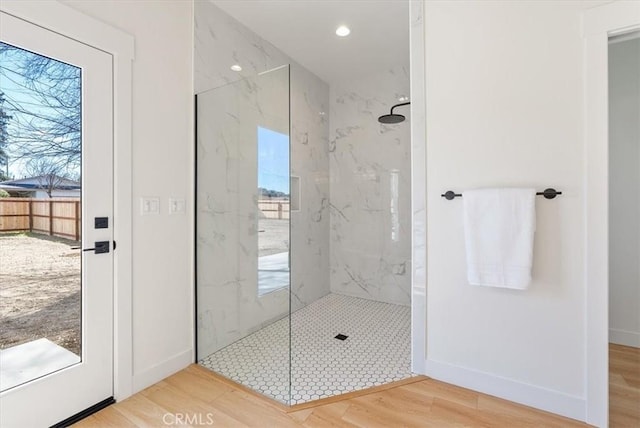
[0,11,113,427]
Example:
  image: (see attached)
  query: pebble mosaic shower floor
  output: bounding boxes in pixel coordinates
[199,293,412,405]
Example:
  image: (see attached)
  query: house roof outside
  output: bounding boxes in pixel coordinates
[0,175,81,191]
[0,183,31,192]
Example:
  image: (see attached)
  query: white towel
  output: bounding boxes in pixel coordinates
[462,188,536,289]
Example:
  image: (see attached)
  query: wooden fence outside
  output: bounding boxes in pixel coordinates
[258,200,290,220]
[0,197,81,241]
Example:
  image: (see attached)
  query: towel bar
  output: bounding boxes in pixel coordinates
[441,188,562,200]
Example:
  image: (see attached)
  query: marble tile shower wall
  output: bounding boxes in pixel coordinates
[195,1,330,358]
[329,67,412,306]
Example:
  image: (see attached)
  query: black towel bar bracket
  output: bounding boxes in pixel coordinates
[441,188,562,201]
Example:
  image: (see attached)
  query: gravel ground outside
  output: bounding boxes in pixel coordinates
[0,221,288,357]
[0,232,81,356]
[259,219,289,257]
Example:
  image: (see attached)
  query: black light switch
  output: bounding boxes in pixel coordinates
[95,217,108,229]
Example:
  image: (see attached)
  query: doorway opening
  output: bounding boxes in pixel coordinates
[608,30,640,426]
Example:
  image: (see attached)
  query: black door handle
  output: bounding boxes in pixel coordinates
[71,241,116,253]
[70,241,110,254]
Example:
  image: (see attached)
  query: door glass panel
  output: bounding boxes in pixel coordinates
[0,41,82,392]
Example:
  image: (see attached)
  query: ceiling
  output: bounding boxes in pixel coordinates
[211,0,410,84]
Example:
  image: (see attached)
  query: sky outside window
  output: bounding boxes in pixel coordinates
[0,41,81,180]
[258,126,289,196]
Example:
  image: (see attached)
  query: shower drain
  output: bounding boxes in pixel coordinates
[334,334,348,341]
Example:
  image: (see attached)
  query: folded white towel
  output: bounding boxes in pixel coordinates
[462,188,536,289]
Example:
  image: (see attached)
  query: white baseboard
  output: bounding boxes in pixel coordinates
[132,349,193,394]
[424,359,586,422]
[609,328,640,348]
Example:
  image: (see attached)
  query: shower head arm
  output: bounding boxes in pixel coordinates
[390,102,410,115]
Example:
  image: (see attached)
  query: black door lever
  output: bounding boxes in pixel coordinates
[71,241,110,254]
[71,241,116,253]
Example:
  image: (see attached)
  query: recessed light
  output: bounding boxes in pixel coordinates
[336,25,350,37]
[230,64,242,72]
[398,96,409,102]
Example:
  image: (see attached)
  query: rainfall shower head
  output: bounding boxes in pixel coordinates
[378,113,406,124]
[378,101,410,124]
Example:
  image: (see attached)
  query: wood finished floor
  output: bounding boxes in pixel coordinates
[74,344,639,427]
[71,368,570,427]
[610,343,640,427]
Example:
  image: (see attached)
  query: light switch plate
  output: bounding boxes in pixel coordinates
[141,197,160,215]
[169,198,186,215]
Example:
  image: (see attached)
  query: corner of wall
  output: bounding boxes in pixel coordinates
[132,349,193,394]
[424,359,586,422]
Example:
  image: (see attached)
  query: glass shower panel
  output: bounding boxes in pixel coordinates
[196,65,291,404]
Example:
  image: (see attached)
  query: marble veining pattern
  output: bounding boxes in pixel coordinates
[195,1,413,400]
[329,67,412,306]
[195,1,288,93]
[195,1,330,359]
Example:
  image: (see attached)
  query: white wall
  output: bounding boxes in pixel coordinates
[423,0,605,420]
[609,35,640,348]
[329,67,412,306]
[63,0,194,392]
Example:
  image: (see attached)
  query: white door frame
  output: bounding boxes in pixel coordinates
[0,1,135,401]
[583,1,640,426]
